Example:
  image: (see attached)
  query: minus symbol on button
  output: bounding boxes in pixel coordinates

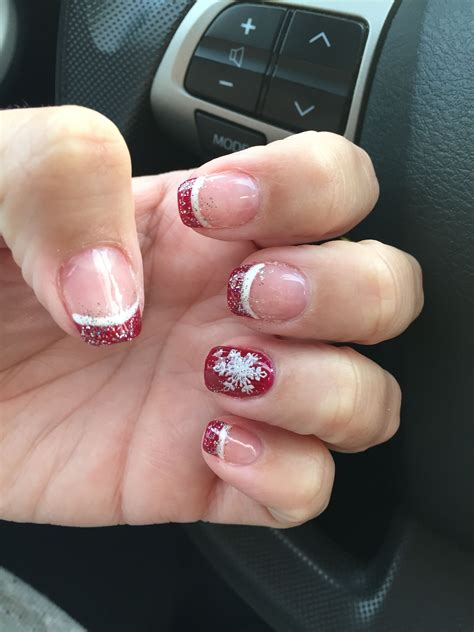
[219,80,234,88]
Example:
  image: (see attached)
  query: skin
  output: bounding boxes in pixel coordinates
[0,107,423,528]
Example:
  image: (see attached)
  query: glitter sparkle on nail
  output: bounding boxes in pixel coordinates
[178,177,210,228]
[227,263,265,319]
[202,420,232,459]
[72,301,142,346]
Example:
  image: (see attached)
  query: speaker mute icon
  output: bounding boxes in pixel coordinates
[229,46,245,69]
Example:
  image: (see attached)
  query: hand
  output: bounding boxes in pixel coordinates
[0,106,423,527]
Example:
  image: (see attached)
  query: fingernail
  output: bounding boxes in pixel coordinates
[202,420,261,465]
[204,346,274,398]
[228,263,308,321]
[60,246,142,346]
[177,171,259,228]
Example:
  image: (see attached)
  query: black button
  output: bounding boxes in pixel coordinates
[195,112,266,157]
[281,11,367,72]
[193,37,271,75]
[261,11,367,133]
[206,4,285,50]
[262,77,347,134]
[185,4,285,114]
[186,57,263,113]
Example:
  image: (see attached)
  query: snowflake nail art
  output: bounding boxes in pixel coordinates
[204,346,275,397]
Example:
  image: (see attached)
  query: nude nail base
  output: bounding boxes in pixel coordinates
[202,420,261,464]
[61,246,142,347]
[227,262,308,321]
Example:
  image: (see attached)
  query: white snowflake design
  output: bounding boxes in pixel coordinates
[212,348,268,394]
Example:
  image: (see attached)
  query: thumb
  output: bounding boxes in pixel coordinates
[0,106,143,346]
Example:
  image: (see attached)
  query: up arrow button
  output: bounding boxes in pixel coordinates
[309,31,331,47]
[280,11,367,73]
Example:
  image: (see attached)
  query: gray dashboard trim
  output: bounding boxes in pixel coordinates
[0,0,17,85]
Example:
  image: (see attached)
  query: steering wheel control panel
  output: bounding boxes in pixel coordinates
[151,0,394,157]
[185,4,366,134]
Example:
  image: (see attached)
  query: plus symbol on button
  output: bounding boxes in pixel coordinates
[240,18,256,35]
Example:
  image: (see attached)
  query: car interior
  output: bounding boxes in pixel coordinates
[0,1,473,631]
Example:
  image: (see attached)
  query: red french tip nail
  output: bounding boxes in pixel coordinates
[204,346,275,398]
[227,264,255,318]
[61,246,142,347]
[202,420,230,457]
[202,419,261,464]
[74,307,142,346]
[177,177,201,227]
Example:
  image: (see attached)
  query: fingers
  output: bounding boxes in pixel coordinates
[226,239,424,344]
[204,339,401,453]
[201,416,335,527]
[177,131,379,246]
[0,106,143,346]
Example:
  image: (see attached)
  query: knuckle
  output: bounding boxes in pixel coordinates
[274,450,334,526]
[306,451,335,516]
[408,254,425,318]
[324,348,401,452]
[32,106,130,186]
[356,145,380,209]
[322,347,362,442]
[301,449,334,515]
[349,370,402,453]
[361,241,424,343]
[48,106,124,147]
[297,129,321,143]
[305,134,346,229]
[306,133,379,230]
[362,240,404,343]
[378,372,402,444]
[308,134,341,188]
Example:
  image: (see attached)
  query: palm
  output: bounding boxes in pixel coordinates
[0,171,258,526]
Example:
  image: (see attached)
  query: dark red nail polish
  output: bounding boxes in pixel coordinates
[227,264,257,318]
[204,346,275,397]
[202,420,230,458]
[74,307,142,346]
[177,177,201,227]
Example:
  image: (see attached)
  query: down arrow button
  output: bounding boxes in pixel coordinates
[294,101,316,117]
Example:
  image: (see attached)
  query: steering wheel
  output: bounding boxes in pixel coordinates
[55,1,473,630]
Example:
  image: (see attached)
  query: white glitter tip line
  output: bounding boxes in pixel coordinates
[240,263,265,319]
[72,298,139,327]
[190,176,211,228]
[216,422,232,460]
